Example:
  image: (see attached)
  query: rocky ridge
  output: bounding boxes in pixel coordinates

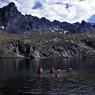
[0,2,95,34]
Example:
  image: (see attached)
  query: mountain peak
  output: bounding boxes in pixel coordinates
[0,2,17,12]
[0,2,21,30]
[8,2,16,8]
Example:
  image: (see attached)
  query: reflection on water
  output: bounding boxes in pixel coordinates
[40,57,95,70]
[0,57,95,94]
[0,57,95,78]
[0,58,39,77]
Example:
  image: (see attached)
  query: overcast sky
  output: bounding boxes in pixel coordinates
[0,0,95,23]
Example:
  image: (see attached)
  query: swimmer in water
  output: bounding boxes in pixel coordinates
[37,66,43,77]
[50,66,55,74]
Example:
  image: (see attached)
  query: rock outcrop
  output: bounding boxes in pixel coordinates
[0,33,95,59]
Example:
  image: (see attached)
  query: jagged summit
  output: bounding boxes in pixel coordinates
[0,2,17,13]
[8,2,16,8]
[0,2,95,34]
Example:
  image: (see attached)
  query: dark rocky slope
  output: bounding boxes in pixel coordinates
[0,2,95,34]
[0,3,95,59]
[0,32,95,59]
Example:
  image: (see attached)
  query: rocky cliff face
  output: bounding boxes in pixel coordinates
[0,32,95,59]
[0,2,95,34]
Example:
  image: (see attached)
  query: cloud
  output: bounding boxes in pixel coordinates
[32,0,43,9]
[88,15,95,23]
[0,0,95,23]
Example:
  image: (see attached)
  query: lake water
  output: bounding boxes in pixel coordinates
[0,57,95,94]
